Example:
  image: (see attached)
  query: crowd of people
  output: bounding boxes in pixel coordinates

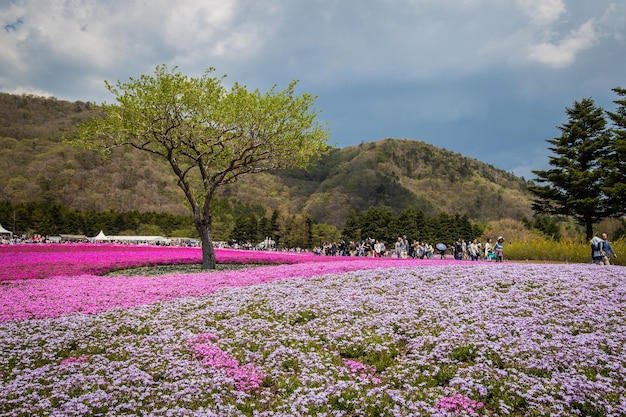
[4,229,619,266]
[314,235,507,262]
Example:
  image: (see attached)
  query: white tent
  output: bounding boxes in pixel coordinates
[0,224,12,238]
[92,230,109,241]
[91,230,170,245]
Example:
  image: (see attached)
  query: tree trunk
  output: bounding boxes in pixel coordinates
[199,224,217,270]
[585,220,593,242]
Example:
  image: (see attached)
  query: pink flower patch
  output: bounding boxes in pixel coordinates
[435,393,484,414]
[60,355,90,366]
[186,334,264,392]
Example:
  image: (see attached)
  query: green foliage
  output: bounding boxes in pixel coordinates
[602,87,626,216]
[340,209,360,241]
[530,92,626,240]
[343,206,484,245]
[359,206,395,241]
[0,198,268,240]
[504,237,624,265]
[451,344,478,363]
[529,98,609,240]
[65,65,329,268]
[523,215,562,240]
[434,364,458,386]
[230,212,265,245]
[0,201,194,237]
[614,218,626,240]
[311,222,341,246]
[280,214,312,249]
[0,92,534,233]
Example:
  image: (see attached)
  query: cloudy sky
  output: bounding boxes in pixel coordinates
[1,0,625,179]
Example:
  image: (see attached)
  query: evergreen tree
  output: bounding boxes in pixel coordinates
[305,216,314,248]
[230,213,259,245]
[453,214,474,241]
[431,212,453,244]
[270,209,281,247]
[360,206,394,242]
[390,206,419,240]
[529,98,610,240]
[341,209,361,241]
[603,87,626,216]
[414,209,431,242]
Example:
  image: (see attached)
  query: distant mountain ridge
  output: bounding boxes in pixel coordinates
[0,93,533,228]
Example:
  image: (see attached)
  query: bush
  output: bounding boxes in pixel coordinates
[505,238,625,265]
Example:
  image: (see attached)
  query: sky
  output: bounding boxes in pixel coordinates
[1,0,625,179]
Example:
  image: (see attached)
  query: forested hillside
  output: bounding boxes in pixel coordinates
[222,139,532,227]
[0,93,533,231]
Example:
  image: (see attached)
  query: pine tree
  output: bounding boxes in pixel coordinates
[529,98,610,240]
[603,87,626,216]
[341,209,360,241]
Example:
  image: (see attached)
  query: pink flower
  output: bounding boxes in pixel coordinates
[187,334,264,392]
[60,355,90,366]
[435,393,484,413]
[342,359,380,383]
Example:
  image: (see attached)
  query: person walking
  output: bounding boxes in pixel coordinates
[484,238,493,262]
[494,236,504,262]
[468,239,478,261]
[590,235,604,264]
[454,238,463,260]
[601,233,618,265]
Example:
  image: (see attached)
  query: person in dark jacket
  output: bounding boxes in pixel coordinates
[601,233,618,265]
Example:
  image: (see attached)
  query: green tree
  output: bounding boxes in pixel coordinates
[281,214,310,249]
[603,87,626,216]
[389,206,419,240]
[528,215,561,240]
[341,209,360,241]
[359,206,394,242]
[432,212,454,244]
[414,209,431,242]
[529,98,610,240]
[312,222,341,246]
[269,209,281,247]
[68,65,329,269]
[230,213,258,246]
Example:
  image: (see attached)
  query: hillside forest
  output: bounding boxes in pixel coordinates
[0,92,605,248]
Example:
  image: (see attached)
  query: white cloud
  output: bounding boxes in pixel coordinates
[163,1,262,57]
[515,0,565,26]
[528,20,599,68]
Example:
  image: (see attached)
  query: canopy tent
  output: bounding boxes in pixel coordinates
[0,224,12,238]
[93,230,108,241]
[91,231,170,245]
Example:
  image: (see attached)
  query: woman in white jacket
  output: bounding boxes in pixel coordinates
[484,238,493,262]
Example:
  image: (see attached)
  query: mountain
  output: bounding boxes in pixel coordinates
[0,93,533,228]
[221,139,532,227]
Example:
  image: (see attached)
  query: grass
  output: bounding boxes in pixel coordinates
[504,238,625,265]
[104,263,256,276]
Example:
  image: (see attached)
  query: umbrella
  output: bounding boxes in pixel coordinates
[436,243,447,251]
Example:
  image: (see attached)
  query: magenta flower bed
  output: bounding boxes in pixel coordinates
[1,244,332,281]
[0,244,458,321]
[0,244,203,281]
[0,244,445,281]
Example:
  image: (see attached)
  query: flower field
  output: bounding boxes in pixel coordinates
[1,245,625,416]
